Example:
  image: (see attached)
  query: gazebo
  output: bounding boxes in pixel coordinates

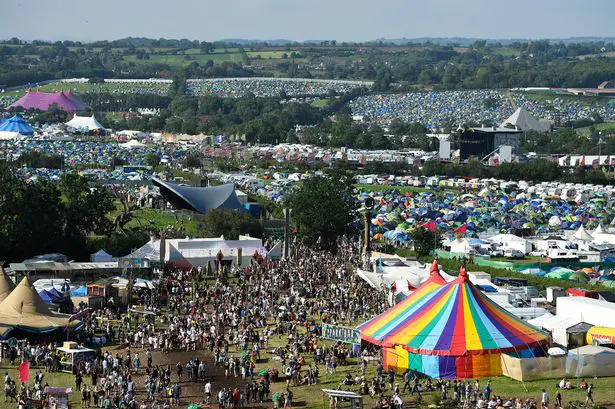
[359,265,549,379]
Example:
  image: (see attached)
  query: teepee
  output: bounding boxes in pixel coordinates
[0,277,70,332]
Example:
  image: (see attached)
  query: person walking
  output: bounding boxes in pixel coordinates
[585,384,594,406]
[555,390,562,409]
[541,389,549,409]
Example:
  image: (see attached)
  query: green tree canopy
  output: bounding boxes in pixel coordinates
[285,171,355,248]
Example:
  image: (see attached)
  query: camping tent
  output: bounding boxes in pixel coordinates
[0,115,34,136]
[70,286,87,297]
[38,289,55,304]
[359,265,549,379]
[0,277,73,334]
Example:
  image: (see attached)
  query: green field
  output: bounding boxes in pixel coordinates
[576,121,615,137]
[355,184,428,194]
[309,98,329,108]
[3,81,171,98]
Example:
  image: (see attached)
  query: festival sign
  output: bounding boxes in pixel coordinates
[322,323,361,345]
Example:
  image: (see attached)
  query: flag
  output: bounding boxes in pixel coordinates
[18,361,29,383]
[454,224,467,235]
[420,221,437,232]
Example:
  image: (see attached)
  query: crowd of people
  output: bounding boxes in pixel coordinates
[0,241,608,408]
[185,78,371,98]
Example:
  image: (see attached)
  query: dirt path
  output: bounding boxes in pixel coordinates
[101,345,266,407]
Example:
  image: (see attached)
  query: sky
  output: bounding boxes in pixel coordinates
[3,0,614,42]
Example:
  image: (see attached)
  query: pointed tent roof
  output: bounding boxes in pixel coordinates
[0,268,16,303]
[168,243,193,270]
[0,277,70,331]
[358,259,447,333]
[9,90,88,112]
[359,265,548,356]
[573,225,593,242]
[65,113,105,132]
[91,249,114,262]
[500,108,550,133]
[0,114,34,136]
[593,224,605,235]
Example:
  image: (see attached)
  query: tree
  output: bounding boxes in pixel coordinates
[59,173,115,240]
[285,171,355,248]
[183,153,203,168]
[201,209,263,239]
[145,153,161,168]
[411,228,441,258]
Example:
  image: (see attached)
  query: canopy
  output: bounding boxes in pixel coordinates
[119,139,146,149]
[573,225,593,242]
[91,249,115,262]
[65,114,105,133]
[152,177,244,214]
[359,265,548,356]
[0,277,72,332]
[9,91,88,112]
[0,115,34,136]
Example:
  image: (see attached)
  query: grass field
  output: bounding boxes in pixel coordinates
[310,98,329,108]
[576,121,615,138]
[3,81,171,98]
[355,184,429,194]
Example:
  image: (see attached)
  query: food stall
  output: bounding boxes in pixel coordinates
[45,386,72,409]
[57,342,95,374]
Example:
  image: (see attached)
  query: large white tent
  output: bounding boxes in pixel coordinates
[65,114,106,133]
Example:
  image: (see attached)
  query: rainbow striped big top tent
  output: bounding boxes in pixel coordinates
[358,263,549,379]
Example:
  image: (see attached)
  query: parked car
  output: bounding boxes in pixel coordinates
[504,249,524,259]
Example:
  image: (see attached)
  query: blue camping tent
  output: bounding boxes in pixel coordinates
[38,289,55,304]
[47,288,64,300]
[0,115,34,136]
[70,285,87,297]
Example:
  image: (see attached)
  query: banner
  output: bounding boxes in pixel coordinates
[321,324,361,344]
[18,361,29,383]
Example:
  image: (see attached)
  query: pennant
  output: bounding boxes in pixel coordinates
[453,224,467,235]
[420,221,437,232]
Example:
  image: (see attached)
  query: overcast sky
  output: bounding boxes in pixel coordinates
[3,0,614,42]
